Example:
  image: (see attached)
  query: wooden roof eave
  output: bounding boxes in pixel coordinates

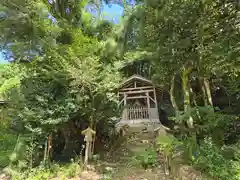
[118,75,153,89]
[117,75,163,97]
[0,100,8,105]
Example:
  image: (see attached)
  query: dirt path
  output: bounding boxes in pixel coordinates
[93,134,172,180]
[91,131,207,180]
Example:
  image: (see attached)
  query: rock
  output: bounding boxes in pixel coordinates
[141,140,149,144]
[86,165,95,171]
[92,154,100,161]
[145,169,152,172]
[102,174,112,180]
[105,166,114,173]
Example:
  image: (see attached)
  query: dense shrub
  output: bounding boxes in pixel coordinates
[0,132,17,168]
[193,138,240,180]
[6,161,82,180]
[0,114,18,168]
[134,148,158,169]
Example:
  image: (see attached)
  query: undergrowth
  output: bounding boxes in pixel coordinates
[192,138,240,180]
[0,131,17,168]
[133,148,158,169]
[5,161,82,180]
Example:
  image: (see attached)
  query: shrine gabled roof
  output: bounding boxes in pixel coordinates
[119,74,153,89]
[118,75,164,98]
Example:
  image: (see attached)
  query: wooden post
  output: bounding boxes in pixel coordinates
[84,141,90,166]
[153,87,158,109]
[147,92,150,118]
[82,127,96,167]
[153,87,159,126]
[124,93,127,121]
[124,93,127,106]
[91,123,97,159]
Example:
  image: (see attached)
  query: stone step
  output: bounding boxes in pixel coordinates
[127,124,161,133]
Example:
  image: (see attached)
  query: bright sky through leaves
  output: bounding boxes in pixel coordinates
[0,3,123,63]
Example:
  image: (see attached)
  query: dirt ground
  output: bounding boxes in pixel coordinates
[89,134,207,180]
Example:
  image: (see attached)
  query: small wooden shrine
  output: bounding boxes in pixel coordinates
[117,75,161,126]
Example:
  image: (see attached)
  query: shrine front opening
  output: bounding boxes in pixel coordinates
[117,75,160,125]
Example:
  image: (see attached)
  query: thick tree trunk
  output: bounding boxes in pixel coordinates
[182,68,193,128]
[203,77,213,107]
[198,77,208,106]
[182,69,191,112]
[190,87,196,106]
[47,134,52,160]
[61,128,70,153]
[60,120,77,158]
[170,74,179,118]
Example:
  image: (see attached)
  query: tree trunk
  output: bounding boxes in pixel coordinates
[170,74,180,118]
[199,77,208,106]
[61,128,70,154]
[61,124,74,159]
[182,68,193,128]
[60,120,78,159]
[47,134,52,160]
[203,77,213,107]
[190,87,196,106]
[43,138,48,166]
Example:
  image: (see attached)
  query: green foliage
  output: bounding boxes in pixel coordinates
[62,161,82,178]
[0,132,17,168]
[0,0,239,179]
[156,133,182,157]
[134,148,158,169]
[0,0,61,62]
[0,0,122,166]
[0,107,18,168]
[0,64,24,100]
[173,106,237,146]
[7,161,82,180]
[9,134,36,170]
[193,138,240,180]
